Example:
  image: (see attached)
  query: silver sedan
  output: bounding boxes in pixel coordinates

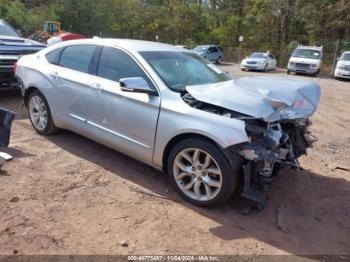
[15,39,320,207]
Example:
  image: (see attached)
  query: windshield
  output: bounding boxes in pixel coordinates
[0,20,20,37]
[141,51,231,92]
[249,53,267,59]
[292,49,321,60]
[193,46,208,52]
[340,53,350,61]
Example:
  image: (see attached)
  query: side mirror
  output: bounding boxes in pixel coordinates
[119,77,158,96]
[337,57,340,61]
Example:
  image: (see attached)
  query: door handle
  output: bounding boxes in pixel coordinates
[50,72,60,80]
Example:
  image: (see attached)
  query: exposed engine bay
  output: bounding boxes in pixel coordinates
[182,92,317,206]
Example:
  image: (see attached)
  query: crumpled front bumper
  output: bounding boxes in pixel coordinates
[232,119,316,206]
[241,63,266,70]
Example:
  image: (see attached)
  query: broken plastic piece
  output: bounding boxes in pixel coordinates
[0,107,16,147]
[0,152,13,161]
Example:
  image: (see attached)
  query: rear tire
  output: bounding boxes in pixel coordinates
[28,90,58,135]
[167,138,239,207]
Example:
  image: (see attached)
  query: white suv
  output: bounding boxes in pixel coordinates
[334,51,350,80]
[287,45,323,76]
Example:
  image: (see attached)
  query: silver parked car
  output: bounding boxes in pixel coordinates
[240,52,277,72]
[193,45,223,64]
[15,39,321,207]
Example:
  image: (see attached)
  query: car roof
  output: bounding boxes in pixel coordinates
[296,46,323,51]
[50,38,187,52]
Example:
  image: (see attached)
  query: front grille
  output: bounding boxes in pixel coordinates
[0,59,17,67]
[247,61,257,64]
[0,50,35,56]
[295,63,310,69]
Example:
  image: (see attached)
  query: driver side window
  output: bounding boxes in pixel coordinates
[97,47,153,88]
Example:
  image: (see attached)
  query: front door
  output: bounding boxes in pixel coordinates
[87,46,161,163]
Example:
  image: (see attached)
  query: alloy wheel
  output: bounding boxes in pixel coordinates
[29,95,48,131]
[172,148,223,202]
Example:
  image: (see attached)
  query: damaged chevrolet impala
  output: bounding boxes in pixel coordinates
[15,39,320,207]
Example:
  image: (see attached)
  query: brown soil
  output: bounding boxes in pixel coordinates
[0,65,349,256]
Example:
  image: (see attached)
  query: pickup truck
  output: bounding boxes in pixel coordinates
[0,19,46,88]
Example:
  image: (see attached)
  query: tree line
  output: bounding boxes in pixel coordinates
[1,0,350,67]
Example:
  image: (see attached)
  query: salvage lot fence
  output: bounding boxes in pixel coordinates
[221,43,349,75]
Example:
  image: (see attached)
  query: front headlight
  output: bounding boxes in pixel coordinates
[289,62,295,66]
[259,60,267,64]
[310,64,317,68]
[338,65,346,70]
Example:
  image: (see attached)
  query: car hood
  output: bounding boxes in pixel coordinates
[186,77,321,122]
[243,57,267,63]
[193,50,206,55]
[289,56,321,64]
[0,35,46,49]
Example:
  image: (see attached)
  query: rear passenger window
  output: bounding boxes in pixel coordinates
[45,48,62,64]
[59,45,96,73]
[97,47,152,86]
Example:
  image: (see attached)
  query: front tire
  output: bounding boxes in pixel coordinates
[167,138,238,207]
[28,90,58,135]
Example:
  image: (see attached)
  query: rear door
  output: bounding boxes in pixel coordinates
[208,46,218,61]
[268,54,276,69]
[48,44,100,132]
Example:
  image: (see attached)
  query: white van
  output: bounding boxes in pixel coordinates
[334,51,350,80]
[287,45,323,76]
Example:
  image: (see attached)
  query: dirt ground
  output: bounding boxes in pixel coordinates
[0,64,349,256]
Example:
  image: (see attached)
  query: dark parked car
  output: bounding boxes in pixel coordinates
[0,19,46,88]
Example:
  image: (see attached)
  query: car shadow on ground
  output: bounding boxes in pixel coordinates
[46,130,350,255]
[243,68,286,74]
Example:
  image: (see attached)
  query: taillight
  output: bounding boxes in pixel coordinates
[13,63,17,74]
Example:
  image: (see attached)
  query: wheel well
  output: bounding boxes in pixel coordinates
[162,133,220,172]
[24,86,38,106]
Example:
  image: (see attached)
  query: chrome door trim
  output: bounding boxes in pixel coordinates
[68,113,151,149]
